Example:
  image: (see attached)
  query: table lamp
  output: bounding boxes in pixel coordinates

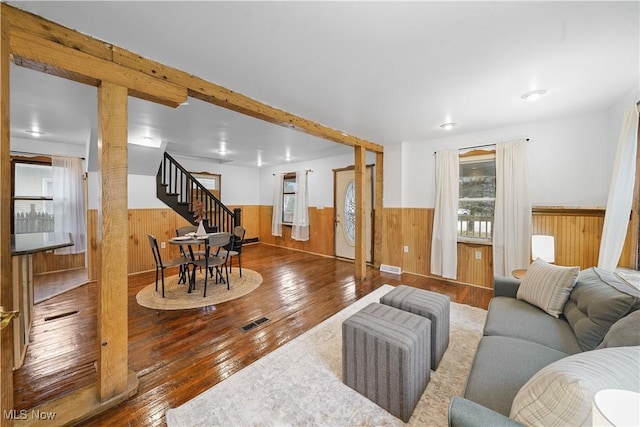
[532,235,555,263]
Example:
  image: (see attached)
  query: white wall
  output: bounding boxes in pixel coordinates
[170,154,260,206]
[258,151,377,207]
[11,136,86,159]
[86,155,260,209]
[395,110,614,209]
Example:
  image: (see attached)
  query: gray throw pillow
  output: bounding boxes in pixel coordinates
[564,267,640,351]
[597,311,640,349]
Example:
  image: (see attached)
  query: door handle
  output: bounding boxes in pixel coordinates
[0,306,20,330]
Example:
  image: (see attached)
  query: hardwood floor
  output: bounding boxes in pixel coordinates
[13,243,492,426]
[33,267,88,304]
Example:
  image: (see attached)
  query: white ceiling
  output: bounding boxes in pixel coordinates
[8,1,639,168]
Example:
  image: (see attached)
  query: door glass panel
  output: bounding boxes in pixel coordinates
[343,180,356,245]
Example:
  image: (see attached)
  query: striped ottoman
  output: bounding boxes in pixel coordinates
[380,285,450,370]
[342,303,431,422]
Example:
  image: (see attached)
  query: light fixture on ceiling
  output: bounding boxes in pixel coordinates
[129,135,162,148]
[521,89,547,101]
[25,129,46,137]
[440,122,457,130]
[284,155,292,161]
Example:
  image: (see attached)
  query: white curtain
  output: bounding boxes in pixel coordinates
[431,149,459,279]
[52,156,87,255]
[598,104,639,271]
[291,170,310,241]
[271,173,284,236]
[493,140,532,276]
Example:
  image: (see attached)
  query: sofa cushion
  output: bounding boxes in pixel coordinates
[564,267,640,351]
[510,346,640,427]
[464,336,568,417]
[483,297,582,354]
[597,311,640,348]
[516,258,579,318]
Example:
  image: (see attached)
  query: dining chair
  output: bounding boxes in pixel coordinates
[147,234,191,298]
[189,232,232,297]
[220,226,246,277]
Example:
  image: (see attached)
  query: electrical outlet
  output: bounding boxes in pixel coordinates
[403,246,409,253]
[475,250,482,260]
[161,242,166,249]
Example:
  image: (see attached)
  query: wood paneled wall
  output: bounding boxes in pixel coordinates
[258,205,335,256]
[532,208,604,269]
[85,206,259,280]
[378,206,634,289]
[81,205,640,286]
[32,251,85,275]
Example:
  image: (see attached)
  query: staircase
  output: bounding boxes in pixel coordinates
[156,152,240,233]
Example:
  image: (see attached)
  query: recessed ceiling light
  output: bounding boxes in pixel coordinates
[440,122,457,130]
[284,156,292,161]
[521,89,547,101]
[25,129,46,137]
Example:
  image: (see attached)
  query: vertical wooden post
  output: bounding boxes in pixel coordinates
[631,113,640,268]
[354,146,367,279]
[0,12,14,425]
[373,152,384,269]
[97,81,129,401]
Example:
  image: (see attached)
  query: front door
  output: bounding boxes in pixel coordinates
[334,166,373,262]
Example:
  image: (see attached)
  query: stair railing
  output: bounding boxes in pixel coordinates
[157,152,240,233]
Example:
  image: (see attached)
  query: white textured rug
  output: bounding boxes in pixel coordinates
[165,285,487,426]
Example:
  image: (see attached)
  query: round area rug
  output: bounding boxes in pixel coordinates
[136,268,262,310]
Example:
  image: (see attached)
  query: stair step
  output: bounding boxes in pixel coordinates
[166,192,179,196]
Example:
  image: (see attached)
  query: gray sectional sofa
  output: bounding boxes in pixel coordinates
[449,266,640,427]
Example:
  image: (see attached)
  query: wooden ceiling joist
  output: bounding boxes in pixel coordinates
[9,28,187,108]
[1,3,383,153]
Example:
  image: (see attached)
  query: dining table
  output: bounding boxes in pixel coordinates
[168,232,227,292]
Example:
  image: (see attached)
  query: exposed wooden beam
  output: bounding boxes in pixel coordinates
[114,47,384,153]
[630,114,640,268]
[374,152,384,268]
[1,3,383,153]
[9,28,187,108]
[354,146,367,279]
[0,12,14,426]
[97,81,130,401]
[1,4,113,61]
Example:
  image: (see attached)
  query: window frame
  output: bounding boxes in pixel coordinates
[458,150,496,244]
[282,172,296,225]
[11,155,54,235]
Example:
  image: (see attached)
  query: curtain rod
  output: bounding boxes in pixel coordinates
[433,138,530,155]
[273,169,313,176]
[11,150,86,160]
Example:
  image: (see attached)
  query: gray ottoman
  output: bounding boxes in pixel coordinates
[342,302,431,422]
[380,285,450,370]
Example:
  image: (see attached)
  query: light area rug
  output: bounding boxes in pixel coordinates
[165,284,487,426]
[136,268,262,310]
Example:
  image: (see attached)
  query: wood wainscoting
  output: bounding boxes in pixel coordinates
[86,206,260,280]
[380,206,635,289]
[74,205,635,286]
[258,205,335,257]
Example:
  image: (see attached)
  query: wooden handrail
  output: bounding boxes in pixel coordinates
[158,152,239,233]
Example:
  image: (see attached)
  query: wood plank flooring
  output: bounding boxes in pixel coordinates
[13,243,492,426]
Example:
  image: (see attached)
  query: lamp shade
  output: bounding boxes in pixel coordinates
[592,389,640,426]
[532,235,555,263]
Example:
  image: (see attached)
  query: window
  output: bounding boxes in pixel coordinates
[282,173,297,224]
[12,159,54,234]
[458,151,496,241]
